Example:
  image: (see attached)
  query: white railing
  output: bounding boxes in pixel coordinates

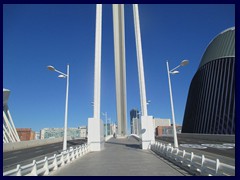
[3,143,89,176]
[105,135,113,142]
[151,142,235,176]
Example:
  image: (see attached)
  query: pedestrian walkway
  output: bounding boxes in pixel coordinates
[50,137,190,176]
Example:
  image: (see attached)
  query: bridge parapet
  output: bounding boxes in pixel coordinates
[3,143,89,176]
[151,142,235,176]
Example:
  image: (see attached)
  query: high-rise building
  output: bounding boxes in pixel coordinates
[40,127,83,139]
[130,109,139,134]
[182,27,235,134]
[132,118,141,135]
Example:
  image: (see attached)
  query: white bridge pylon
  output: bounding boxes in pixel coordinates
[3,88,20,143]
[87,4,155,151]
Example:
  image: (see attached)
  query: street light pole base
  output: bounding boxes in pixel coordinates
[87,118,104,151]
[140,116,155,150]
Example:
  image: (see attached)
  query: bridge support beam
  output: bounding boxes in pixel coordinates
[87,4,104,151]
[112,4,127,137]
[133,4,155,149]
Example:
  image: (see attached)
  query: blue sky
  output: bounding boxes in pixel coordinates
[3,4,235,133]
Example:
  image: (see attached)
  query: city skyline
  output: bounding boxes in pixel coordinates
[3,4,235,133]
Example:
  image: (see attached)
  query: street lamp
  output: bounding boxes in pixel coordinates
[102,112,108,137]
[166,60,189,148]
[47,64,69,151]
[146,100,151,105]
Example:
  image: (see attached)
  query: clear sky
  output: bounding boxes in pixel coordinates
[3,4,235,133]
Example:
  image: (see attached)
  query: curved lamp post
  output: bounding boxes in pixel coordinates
[166,60,189,148]
[47,64,69,151]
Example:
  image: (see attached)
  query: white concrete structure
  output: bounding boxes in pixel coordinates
[3,88,20,143]
[112,4,127,137]
[87,4,104,151]
[88,4,154,150]
[133,4,155,149]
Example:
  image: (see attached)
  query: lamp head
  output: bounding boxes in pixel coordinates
[180,60,189,66]
[147,100,151,105]
[47,65,55,71]
[58,75,66,78]
[170,70,180,74]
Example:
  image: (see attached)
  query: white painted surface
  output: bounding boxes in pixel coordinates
[141,116,155,150]
[93,4,102,120]
[87,118,104,151]
[133,4,148,117]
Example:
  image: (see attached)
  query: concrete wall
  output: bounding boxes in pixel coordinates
[178,133,235,143]
[3,136,72,152]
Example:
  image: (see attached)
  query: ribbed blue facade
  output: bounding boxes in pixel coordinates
[182,27,235,134]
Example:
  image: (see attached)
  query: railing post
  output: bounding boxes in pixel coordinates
[77,146,81,157]
[60,152,65,167]
[43,156,49,175]
[190,152,194,168]
[160,143,163,153]
[156,142,160,153]
[79,146,82,157]
[166,145,171,157]
[30,160,37,176]
[180,149,186,165]
[155,142,158,152]
[190,152,194,162]
[66,150,70,164]
[16,164,21,176]
[215,159,220,175]
[170,147,174,158]
[174,148,179,160]
[201,155,205,168]
[81,145,84,155]
[182,150,185,159]
[163,144,166,155]
[52,154,58,171]
[200,155,205,175]
[75,148,79,159]
[71,149,75,161]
